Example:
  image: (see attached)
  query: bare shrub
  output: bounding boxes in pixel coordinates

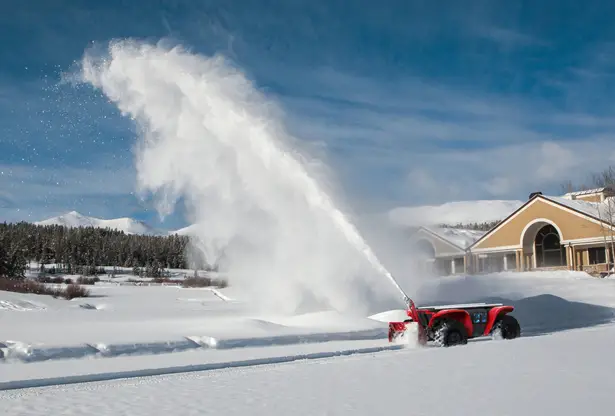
[64,284,90,300]
[182,277,212,288]
[77,276,100,285]
[214,279,228,288]
[152,277,183,284]
[0,278,53,295]
[37,276,68,284]
[0,278,89,300]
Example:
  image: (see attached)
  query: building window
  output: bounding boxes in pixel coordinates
[479,255,504,273]
[588,247,607,264]
[453,257,464,273]
[505,253,516,270]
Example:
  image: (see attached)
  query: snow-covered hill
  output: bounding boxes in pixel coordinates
[170,224,199,236]
[35,211,162,235]
[388,199,523,227]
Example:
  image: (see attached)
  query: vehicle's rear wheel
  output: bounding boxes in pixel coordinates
[433,319,468,347]
[491,315,521,340]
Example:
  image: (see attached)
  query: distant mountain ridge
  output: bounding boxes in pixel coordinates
[35,211,166,236]
[34,199,525,237]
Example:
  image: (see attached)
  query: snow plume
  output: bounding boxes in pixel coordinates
[79,39,405,315]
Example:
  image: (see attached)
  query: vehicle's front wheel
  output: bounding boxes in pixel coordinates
[433,320,468,347]
[491,315,521,340]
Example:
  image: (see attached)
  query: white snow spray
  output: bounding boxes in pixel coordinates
[79,39,406,315]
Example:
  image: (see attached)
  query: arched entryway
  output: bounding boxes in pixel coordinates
[521,221,567,269]
[534,224,566,267]
[415,239,435,259]
[413,239,436,274]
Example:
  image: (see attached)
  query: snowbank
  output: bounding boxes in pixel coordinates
[1,325,388,364]
[0,286,389,364]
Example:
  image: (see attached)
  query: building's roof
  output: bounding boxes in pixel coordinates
[562,186,614,199]
[467,193,615,250]
[427,226,486,249]
[543,195,615,223]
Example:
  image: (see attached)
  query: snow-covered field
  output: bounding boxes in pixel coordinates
[2,270,615,415]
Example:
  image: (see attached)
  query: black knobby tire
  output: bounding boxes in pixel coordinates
[433,319,468,347]
[491,314,521,340]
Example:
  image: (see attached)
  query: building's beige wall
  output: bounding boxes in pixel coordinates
[576,194,602,203]
[473,198,608,250]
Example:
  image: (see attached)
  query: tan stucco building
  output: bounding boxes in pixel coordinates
[468,188,615,275]
[408,187,615,277]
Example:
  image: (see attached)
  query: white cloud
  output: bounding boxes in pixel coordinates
[0,162,137,222]
[266,67,615,212]
[482,177,513,197]
[407,169,439,192]
[535,142,577,181]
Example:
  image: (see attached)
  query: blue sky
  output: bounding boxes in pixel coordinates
[2,0,615,229]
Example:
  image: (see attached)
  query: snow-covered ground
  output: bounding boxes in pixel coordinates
[3,324,614,416]
[2,270,615,415]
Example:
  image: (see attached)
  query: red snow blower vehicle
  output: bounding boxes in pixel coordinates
[388,300,521,347]
[377,271,520,347]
